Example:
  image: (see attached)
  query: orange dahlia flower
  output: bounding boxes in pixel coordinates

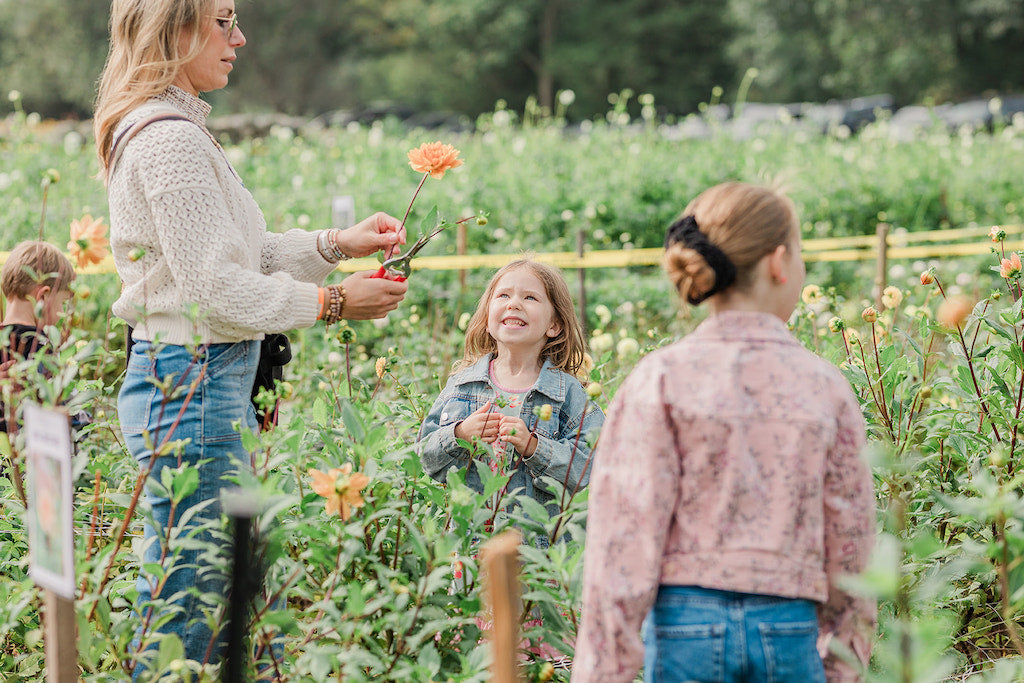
[408,142,463,179]
[937,295,974,330]
[309,463,370,520]
[68,214,110,268]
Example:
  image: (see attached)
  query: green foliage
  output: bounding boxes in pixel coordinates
[9,107,1024,680]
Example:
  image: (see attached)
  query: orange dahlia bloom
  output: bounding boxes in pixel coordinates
[408,142,464,179]
[937,295,974,330]
[67,214,110,268]
[309,463,370,520]
[1000,252,1022,279]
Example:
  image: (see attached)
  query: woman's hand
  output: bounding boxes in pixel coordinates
[339,271,408,319]
[334,212,406,258]
[497,415,537,458]
[454,401,500,444]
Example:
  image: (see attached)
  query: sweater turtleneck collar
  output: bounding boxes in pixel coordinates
[156,85,212,126]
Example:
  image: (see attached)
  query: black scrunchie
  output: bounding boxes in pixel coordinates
[664,215,737,304]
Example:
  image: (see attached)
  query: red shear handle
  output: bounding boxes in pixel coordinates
[371,266,408,282]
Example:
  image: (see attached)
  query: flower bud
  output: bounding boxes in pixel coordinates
[861,306,878,323]
[128,247,146,262]
[337,325,357,344]
[920,269,935,285]
[586,382,602,399]
[476,215,488,226]
[534,403,553,421]
[278,381,294,400]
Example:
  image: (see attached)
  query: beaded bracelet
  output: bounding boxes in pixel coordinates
[321,284,346,325]
[317,229,351,263]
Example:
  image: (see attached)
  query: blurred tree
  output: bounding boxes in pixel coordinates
[727,0,1022,104]
[0,0,110,118]
[0,0,1019,119]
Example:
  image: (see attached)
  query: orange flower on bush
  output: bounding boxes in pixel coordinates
[999,252,1022,279]
[309,463,370,520]
[937,295,974,330]
[67,214,110,268]
[408,142,463,179]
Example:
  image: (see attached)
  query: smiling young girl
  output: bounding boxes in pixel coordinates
[418,259,604,512]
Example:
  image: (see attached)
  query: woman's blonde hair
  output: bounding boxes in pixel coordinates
[1,241,76,300]
[457,259,587,376]
[664,182,798,306]
[93,0,215,178]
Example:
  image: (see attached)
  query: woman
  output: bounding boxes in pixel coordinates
[94,0,409,672]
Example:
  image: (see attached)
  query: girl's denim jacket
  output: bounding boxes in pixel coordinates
[417,353,604,507]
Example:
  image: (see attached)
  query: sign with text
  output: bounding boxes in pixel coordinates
[24,403,75,599]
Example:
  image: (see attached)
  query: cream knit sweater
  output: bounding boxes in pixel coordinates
[108,86,335,344]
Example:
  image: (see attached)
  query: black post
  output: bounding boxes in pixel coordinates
[223,496,258,683]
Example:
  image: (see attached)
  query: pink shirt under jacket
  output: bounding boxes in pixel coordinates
[573,311,876,682]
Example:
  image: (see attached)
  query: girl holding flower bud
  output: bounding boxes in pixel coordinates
[575,183,876,683]
[417,259,604,513]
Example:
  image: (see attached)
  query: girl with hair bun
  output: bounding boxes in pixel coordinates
[574,182,876,682]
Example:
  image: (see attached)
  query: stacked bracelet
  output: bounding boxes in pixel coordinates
[317,229,351,263]
[321,284,346,325]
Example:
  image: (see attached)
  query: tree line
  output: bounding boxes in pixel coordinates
[2,0,1022,121]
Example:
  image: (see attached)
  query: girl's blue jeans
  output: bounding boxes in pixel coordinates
[642,585,825,683]
[120,340,259,675]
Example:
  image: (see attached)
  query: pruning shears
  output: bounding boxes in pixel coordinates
[372,224,446,281]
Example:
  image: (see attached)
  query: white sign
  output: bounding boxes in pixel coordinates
[24,403,75,599]
[332,195,356,229]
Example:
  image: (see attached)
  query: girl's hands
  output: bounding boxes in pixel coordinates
[497,415,537,458]
[454,401,500,444]
[334,212,406,258]
[338,271,407,319]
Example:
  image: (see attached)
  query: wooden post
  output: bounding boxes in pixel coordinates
[457,221,468,292]
[44,591,77,683]
[875,222,890,311]
[577,226,587,337]
[482,530,523,683]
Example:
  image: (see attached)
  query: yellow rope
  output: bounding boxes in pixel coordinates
[3,224,1021,273]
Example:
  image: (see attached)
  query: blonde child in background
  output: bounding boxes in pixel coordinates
[418,258,604,516]
[1,240,77,435]
[573,182,876,682]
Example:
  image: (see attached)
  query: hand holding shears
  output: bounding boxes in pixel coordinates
[371,224,447,281]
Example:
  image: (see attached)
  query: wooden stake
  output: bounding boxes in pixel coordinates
[875,222,890,311]
[457,221,468,292]
[44,590,76,683]
[576,227,587,337]
[482,530,523,683]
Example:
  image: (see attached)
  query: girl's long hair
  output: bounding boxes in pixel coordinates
[664,182,798,307]
[457,259,587,376]
[93,0,214,180]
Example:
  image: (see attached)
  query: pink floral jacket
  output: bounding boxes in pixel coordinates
[573,311,876,682]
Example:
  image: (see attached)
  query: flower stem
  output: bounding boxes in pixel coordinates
[386,173,430,263]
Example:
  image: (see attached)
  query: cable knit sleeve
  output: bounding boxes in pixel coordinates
[124,121,323,339]
[261,229,336,284]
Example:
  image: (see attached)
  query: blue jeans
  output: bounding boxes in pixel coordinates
[642,586,825,683]
[120,340,259,675]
